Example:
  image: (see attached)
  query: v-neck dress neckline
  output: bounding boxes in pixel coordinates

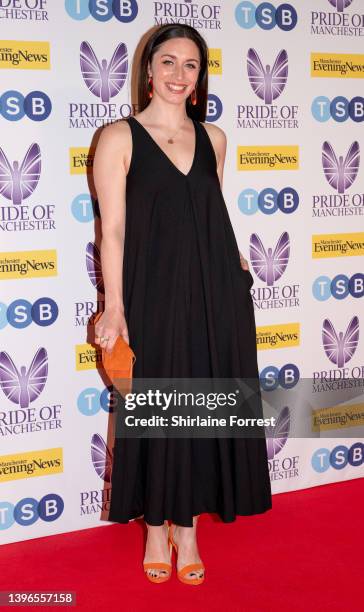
[129,115,197,179]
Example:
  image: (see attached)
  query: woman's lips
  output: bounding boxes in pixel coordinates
[165,82,188,93]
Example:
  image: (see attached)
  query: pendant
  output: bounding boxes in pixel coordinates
[167,138,174,144]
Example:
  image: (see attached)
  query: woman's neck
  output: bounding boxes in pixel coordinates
[140,99,189,128]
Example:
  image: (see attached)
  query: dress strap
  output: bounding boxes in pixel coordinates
[195,121,219,173]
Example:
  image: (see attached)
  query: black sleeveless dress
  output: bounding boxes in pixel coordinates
[107,115,272,527]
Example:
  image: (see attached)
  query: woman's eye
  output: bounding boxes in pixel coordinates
[162,60,173,65]
[186,63,197,69]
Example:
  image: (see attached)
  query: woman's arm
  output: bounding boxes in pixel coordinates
[92,121,131,351]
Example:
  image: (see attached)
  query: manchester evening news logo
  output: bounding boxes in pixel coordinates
[256,323,300,350]
[0,250,57,279]
[0,448,62,482]
[312,233,364,258]
[311,52,364,78]
[237,146,299,171]
[0,40,50,69]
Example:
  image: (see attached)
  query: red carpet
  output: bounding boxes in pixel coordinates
[1,478,362,611]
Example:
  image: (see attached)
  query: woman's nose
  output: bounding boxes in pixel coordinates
[173,64,185,80]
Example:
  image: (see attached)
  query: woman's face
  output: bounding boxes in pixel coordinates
[148,37,201,105]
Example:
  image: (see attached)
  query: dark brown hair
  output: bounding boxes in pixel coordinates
[137,24,208,121]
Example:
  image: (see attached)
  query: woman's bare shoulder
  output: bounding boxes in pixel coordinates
[98,118,131,149]
[95,119,132,175]
[199,121,226,140]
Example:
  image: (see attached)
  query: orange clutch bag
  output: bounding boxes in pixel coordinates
[93,312,136,397]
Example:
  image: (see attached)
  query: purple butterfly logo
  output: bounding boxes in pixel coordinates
[0,348,48,409]
[0,143,41,206]
[86,242,104,293]
[328,0,353,12]
[322,316,359,368]
[265,406,290,460]
[250,232,290,287]
[80,41,128,103]
[322,141,360,194]
[91,433,113,482]
[247,48,288,104]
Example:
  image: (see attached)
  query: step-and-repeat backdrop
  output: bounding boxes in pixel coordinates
[1,0,364,544]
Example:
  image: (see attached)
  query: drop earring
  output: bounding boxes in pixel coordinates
[190,86,197,106]
[148,75,153,99]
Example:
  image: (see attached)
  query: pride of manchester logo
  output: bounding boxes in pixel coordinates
[249,232,300,310]
[313,315,363,393]
[153,1,222,29]
[68,42,128,128]
[0,142,56,233]
[328,0,354,11]
[310,0,364,37]
[312,141,363,218]
[0,348,48,409]
[236,48,299,129]
[322,316,359,367]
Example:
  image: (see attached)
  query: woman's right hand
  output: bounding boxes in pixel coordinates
[94,309,129,353]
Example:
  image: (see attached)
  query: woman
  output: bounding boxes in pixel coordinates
[93,23,272,585]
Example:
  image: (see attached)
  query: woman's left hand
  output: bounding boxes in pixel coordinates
[239,250,250,271]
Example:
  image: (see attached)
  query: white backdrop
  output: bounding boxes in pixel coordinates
[1,0,363,544]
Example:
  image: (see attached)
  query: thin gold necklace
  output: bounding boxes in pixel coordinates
[167,115,187,144]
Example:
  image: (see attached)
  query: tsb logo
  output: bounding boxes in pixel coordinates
[0,91,51,121]
[312,443,363,472]
[0,298,58,328]
[238,187,299,215]
[260,363,300,390]
[206,94,223,122]
[312,96,364,122]
[77,386,118,415]
[313,274,364,301]
[71,194,100,223]
[65,0,138,21]
[235,1,297,30]
[0,494,64,529]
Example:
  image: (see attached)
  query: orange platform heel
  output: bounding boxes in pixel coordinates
[143,525,173,584]
[168,524,205,585]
